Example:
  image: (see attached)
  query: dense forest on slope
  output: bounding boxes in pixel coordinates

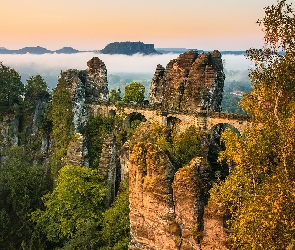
[0,67,133,249]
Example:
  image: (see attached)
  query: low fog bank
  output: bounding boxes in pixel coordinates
[0,52,252,90]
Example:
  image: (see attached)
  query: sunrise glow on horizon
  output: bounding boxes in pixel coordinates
[0,0,291,51]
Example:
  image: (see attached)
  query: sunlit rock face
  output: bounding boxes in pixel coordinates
[129,142,180,250]
[127,123,223,250]
[150,50,224,112]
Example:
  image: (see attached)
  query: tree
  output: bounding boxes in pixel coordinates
[123,82,145,104]
[100,180,130,250]
[85,113,114,169]
[50,76,74,178]
[209,1,295,248]
[171,126,206,166]
[31,165,107,247]
[0,146,50,249]
[109,88,122,103]
[0,63,24,116]
[25,75,49,101]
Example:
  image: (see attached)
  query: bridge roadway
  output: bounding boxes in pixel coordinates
[89,102,250,134]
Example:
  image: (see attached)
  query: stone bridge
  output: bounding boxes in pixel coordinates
[89,102,250,134]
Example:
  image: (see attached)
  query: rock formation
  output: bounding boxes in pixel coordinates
[150,50,225,112]
[59,57,108,167]
[201,204,229,249]
[173,157,209,249]
[126,122,227,250]
[98,134,117,207]
[61,57,108,133]
[0,115,19,160]
[129,141,180,250]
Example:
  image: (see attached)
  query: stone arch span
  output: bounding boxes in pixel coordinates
[166,116,182,131]
[207,113,250,134]
[124,112,147,130]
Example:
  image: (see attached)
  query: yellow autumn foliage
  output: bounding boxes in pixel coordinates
[209,1,295,249]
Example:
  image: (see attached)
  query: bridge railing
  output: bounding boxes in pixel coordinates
[87,100,250,121]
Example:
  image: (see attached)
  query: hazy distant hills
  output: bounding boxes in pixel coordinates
[0,46,81,54]
[0,44,246,55]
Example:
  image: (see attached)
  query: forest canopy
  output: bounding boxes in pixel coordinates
[209,0,295,248]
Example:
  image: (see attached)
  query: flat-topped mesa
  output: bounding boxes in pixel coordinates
[149,50,225,112]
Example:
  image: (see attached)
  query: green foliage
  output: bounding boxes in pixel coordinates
[127,119,142,138]
[109,88,122,103]
[100,180,130,250]
[123,82,145,104]
[0,63,24,116]
[85,113,114,168]
[221,92,245,114]
[171,126,206,166]
[20,75,50,159]
[209,1,295,248]
[31,165,107,245]
[0,146,50,249]
[60,221,101,250]
[24,75,49,102]
[50,76,74,177]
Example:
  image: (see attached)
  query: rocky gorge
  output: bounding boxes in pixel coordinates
[0,51,230,249]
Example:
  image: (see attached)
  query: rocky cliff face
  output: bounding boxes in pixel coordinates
[129,141,180,250]
[61,57,109,133]
[126,123,226,250]
[150,50,224,112]
[60,57,109,167]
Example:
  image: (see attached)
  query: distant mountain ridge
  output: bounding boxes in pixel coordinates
[0,46,81,54]
[0,44,247,55]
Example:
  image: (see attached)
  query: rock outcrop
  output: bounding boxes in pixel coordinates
[126,123,224,250]
[64,133,88,167]
[150,50,224,112]
[129,142,180,250]
[0,115,19,160]
[173,157,209,249]
[201,204,229,249]
[61,57,108,133]
[98,134,117,207]
[60,57,109,167]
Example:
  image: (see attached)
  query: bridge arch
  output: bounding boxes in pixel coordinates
[108,109,116,118]
[124,112,147,130]
[208,113,249,134]
[166,116,182,131]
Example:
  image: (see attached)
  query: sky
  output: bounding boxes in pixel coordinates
[0,0,290,51]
